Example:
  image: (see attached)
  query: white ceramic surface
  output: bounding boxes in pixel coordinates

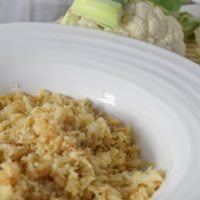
[0,23,200,200]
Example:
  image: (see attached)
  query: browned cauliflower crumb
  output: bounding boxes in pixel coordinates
[0,90,164,200]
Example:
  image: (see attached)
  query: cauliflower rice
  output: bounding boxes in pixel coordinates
[0,90,164,200]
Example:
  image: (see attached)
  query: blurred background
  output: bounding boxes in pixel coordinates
[0,0,199,23]
[0,0,72,23]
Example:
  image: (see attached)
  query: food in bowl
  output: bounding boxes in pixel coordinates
[0,90,164,199]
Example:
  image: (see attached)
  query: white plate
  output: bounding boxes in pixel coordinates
[0,23,200,200]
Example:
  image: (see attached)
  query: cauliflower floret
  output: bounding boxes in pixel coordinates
[64,0,186,56]
[122,1,185,56]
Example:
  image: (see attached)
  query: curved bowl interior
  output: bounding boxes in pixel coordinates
[0,23,200,200]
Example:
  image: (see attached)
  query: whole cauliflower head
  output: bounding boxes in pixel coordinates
[64,0,186,56]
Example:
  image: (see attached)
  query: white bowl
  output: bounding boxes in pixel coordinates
[0,23,200,200]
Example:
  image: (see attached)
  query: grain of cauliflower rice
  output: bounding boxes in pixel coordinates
[0,90,164,200]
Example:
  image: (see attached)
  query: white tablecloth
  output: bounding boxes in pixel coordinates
[0,0,72,23]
